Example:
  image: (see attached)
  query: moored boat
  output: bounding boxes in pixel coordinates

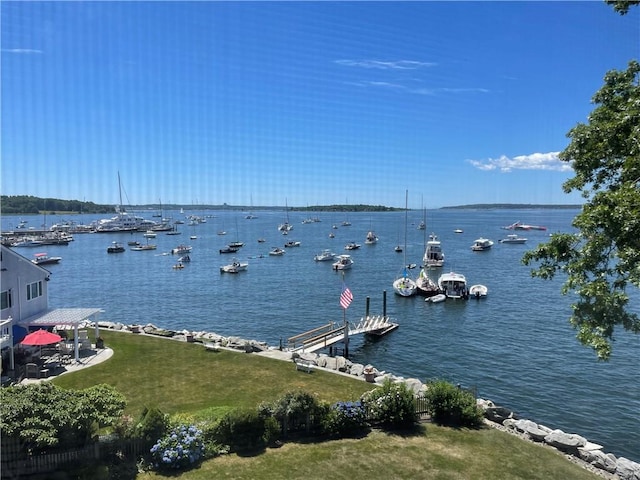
[469,284,488,298]
[31,252,62,265]
[500,234,528,244]
[314,249,335,261]
[332,254,353,270]
[220,258,248,273]
[423,233,445,268]
[269,247,285,256]
[471,237,494,251]
[344,242,361,250]
[438,271,468,299]
[107,242,125,253]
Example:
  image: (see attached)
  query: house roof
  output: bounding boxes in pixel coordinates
[20,308,102,327]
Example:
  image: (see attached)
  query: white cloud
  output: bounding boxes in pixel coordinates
[468,152,572,172]
[335,59,436,70]
[1,48,43,54]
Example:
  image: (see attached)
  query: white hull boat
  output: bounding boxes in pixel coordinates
[314,249,336,262]
[220,259,248,273]
[500,234,527,244]
[423,233,445,268]
[332,254,353,270]
[471,238,494,251]
[426,293,447,303]
[469,284,488,298]
[438,271,468,299]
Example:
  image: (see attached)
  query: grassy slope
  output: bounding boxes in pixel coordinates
[52,330,599,480]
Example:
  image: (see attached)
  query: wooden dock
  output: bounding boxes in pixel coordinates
[287,315,398,354]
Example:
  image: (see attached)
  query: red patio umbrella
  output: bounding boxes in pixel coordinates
[21,329,63,346]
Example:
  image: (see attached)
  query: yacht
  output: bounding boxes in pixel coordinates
[423,233,445,268]
[471,238,494,251]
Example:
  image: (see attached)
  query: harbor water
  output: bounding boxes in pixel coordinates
[3,208,639,461]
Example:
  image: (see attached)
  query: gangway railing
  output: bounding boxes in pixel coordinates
[289,315,398,353]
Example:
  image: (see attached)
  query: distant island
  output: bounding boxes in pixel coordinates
[0,195,581,215]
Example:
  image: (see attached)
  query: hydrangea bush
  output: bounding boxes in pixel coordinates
[361,379,417,429]
[150,424,205,470]
[323,400,368,437]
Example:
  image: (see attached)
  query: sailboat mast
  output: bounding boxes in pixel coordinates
[403,190,408,268]
[117,171,124,213]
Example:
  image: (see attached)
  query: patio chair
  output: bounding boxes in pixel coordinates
[25,363,40,379]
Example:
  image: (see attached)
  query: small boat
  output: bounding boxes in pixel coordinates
[332,254,353,270]
[220,258,248,273]
[131,244,157,251]
[219,245,239,254]
[178,255,191,263]
[284,240,301,247]
[329,232,335,238]
[502,221,547,231]
[500,234,528,244]
[107,242,125,253]
[438,271,468,299]
[471,238,494,251]
[127,240,140,246]
[426,293,447,303]
[416,268,439,297]
[365,231,378,244]
[393,191,416,297]
[344,242,361,250]
[171,245,192,255]
[143,230,157,238]
[454,229,463,234]
[257,238,266,243]
[269,247,285,256]
[190,235,198,240]
[228,241,244,248]
[31,253,62,265]
[172,263,185,269]
[394,245,402,252]
[314,249,336,261]
[469,284,488,299]
[423,233,445,268]
[417,220,426,230]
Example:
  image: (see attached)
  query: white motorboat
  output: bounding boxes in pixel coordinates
[502,221,547,231]
[314,249,336,262]
[332,254,353,270]
[284,240,301,248]
[438,271,468,299]
[469,284,488,298]
[269,247,285,256]
[220,258,248,273]
[31,252,62,265]
[423,233,445,268]
[344,242,361,250]
[500,234,527,244]
[471,238,494,251]
[143,230,157,238]
[171,245,192,255]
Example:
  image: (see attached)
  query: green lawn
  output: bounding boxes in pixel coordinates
[53,330,600,479]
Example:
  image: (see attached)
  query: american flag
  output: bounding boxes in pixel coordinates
[340,284,353,309]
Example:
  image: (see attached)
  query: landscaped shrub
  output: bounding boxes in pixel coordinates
[322,400,369,437]
[360,379,417,429]
[213,408,278,453]
[150,424,205,470]
[135,407,169,442]
[424,379,484,428]
[258,390,328,436]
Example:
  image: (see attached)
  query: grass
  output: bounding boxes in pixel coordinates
[52,330,600,479]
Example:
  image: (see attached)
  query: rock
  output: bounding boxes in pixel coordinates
[514,419,551,442]
[484,406,515,424]
[616,457,640,480]
[335,356,348,372]
[323,357,338,371]
[403,378,424,394]
[578,448,618,473]
[544,430,587,455]
[350,363,365,377]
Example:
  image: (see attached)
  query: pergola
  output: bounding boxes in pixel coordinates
[18,308,103,364]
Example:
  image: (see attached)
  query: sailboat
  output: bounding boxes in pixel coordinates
[393,190,417,297]
[278,198,293,232]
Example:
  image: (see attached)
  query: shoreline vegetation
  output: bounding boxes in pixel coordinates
[1,195,581,215]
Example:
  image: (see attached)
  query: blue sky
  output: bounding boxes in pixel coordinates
[2,1,638,209]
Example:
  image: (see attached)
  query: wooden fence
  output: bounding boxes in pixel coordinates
[0,437,150,479]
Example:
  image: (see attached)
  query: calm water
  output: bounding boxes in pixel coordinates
[4,209,639,461]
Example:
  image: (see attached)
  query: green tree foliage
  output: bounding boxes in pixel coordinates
[1,195,112,214]
[424,380,484,428]
[605,0,640,15]
[522,60,640,360]
[0,383,126,451]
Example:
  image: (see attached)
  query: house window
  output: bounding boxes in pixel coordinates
[1,290,12,310]
[26,281,42,301]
